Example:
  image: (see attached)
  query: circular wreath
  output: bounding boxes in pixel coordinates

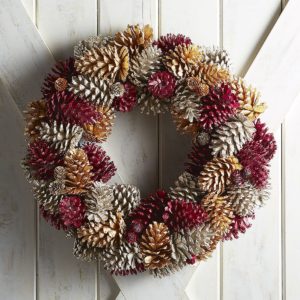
[22,24,277,277]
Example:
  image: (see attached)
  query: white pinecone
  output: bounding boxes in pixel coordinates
[138,93,169,115]
[202,47,231,69]
[73,238,100,262]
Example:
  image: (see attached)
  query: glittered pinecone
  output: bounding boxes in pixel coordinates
[75,45,129,81]
[223,214,254,240]
[112,184,141,216]
[42,58,77,98]
[163,199,207,231]
[140,222,173,269]
[129,45,162,86]
[77,212,125,248]
[186,77,209,97]
[153,33,192,53]
[147,71,176,99]
[83,143,116,183]
[230,77,266,121]
[25,139,63,180]
[202,194,233,235]
[113,82,137,112]
[59,196,85,228]
[101,241,144,275]
[114,24,153,56]
[199,156,242,194]
[39,121,83,152]
[83,106,115,142]
[210,114,256,157]
[164,44,202,78]
[73,237,100,262]
[69,76,115,107]
[64,148,93,194]
[24,100,48,140]
[202,47,231,69]
[139,93,169,115]
[198,83,240,130]
[84,182,114,222]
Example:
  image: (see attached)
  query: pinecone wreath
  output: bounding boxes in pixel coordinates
[22,24,276,277]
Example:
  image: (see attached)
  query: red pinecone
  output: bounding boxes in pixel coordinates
[254,119,277,161]
[26,139,63,180]
[223,214,254,240]
[162,199,207,231]
[59,196,85,228]
[125,190,169,242]
[42,57,77,99]
[147,71,176,98]
[231,170,245,187]
[198,83,239,130]
[185,142,212,176]
[40,206,66,230]
[113,82,137,112]
[83,143,116,183]
[47,91,100,126]
[153,33,192,52]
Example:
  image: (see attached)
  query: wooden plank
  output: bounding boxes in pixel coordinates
[0,82,35,300]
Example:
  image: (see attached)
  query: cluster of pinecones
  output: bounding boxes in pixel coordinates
[22,24,276,277]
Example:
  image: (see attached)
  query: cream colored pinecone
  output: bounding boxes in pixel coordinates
[73,238,100,262]
[202,47,231,69]
[38,121,83,152]
[138,93,169,115]
[210,114,256,157]
[112,184,141,216]
[199,156,242,195]
[129,45,162,86]
[84,182,114,222]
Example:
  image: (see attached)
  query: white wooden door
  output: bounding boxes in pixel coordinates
[0,0,300,299]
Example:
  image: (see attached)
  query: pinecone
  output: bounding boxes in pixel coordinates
[64,148,93,194]
[113,82,137,112]
[193,131,210,146]
[129,45,162,86]
[186,77,209,97]
[198,83,240,130]
[69,76,115,107]
[101,241,144,275]
[25,139,63,180]
[40,206,66,230]
[77,212,125,248]
[202,47,231,69]
[202,194,234,235]
[84,182,114,222]
[140,222,173,269]
[210,114,256,157]
[162,199,207,231]
[171,230,194,265]
[199,156,242,194]
[73,238,100,262]
[153,33,192,53]
[47,91,100,126]
[75,45,129,81]
[42,58,77,99]
[150,263,182,278]
[138,92,169,115]
[59,196,85,228]
[83,143,116,182]
[164,44,202,78]
[39,121,83,152]
[83,106,115,142]
[223,214,254,240]
[171,113,199,135]
[114,24,153,55]
[24,100,48,140]
[147,71,176,99]
[112,184,141,216]
[230,170,245,186]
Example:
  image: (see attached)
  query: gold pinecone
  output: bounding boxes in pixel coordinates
[164,44,202,78]
[64,148,93,194]
[77,212,125,248]
[24,100,47,140]
[199,156,242,195]
[83,106,115,142]
[171,110,199,135]
[187,77,209,97]
[75,45,129,82]
[230,77,266,121]
[140,222,173,270]
[114,24,153,55]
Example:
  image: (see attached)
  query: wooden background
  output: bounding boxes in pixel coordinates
[0,0,300,299]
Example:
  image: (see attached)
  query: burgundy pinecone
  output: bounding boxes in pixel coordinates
[42,57,77,99]
[40,206,66,230]
[47,91,100,126]
[162,199,207,231]
[147,71,176,99]
[113,82,137,112]
[231,170,245,187]
[83,143,116,183]
[198,83,239,130]
[223,214,254,240]
[153,33,192,52]
[26,139,63,180]
[112,263,145,276]
[185,142,212,176]
[59,196,85,228]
